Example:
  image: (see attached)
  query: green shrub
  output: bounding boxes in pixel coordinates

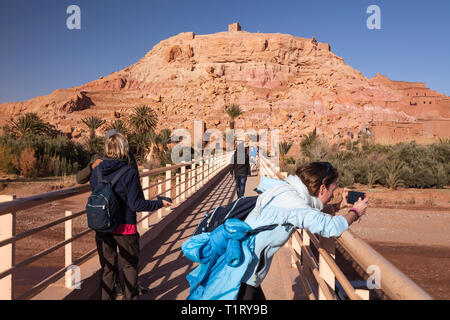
[337,169,354,188]
[0,134,89,177]
[0,143,16,174]
[383,158,405,190]
[16,147,37,178]
[391,142,448,188]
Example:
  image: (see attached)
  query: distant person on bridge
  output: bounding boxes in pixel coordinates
[236,161,369,300]
[249,145,259,175]
[230,142,251,198]
[89,132,172,300]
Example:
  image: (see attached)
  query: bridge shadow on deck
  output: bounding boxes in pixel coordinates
[137,172,238,300]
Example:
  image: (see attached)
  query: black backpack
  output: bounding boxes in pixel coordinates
[86,165,130,232]
[194,195,293,236]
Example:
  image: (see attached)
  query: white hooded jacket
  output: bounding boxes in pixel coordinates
[241,175,349,287]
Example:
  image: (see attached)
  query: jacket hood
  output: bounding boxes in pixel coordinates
[255,177,285,193]
[284,175,324,210]
[98,158,128,176]
[255,175,323,210]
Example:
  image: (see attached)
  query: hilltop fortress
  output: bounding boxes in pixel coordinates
[0,23,448,152]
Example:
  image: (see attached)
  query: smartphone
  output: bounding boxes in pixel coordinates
[347,191,366,205]
[158,196,173,203]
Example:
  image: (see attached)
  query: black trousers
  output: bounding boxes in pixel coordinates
[237,283,266,300]
[95,232,140,300]
[235,175,248,198]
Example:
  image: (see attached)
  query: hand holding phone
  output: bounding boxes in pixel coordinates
[347,191,366,205]
[158,196,173,207]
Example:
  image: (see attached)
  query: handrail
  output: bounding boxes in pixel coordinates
[337,231,432,300]
[0,209,86,248]
[0,185,91,216]
[0,155,216,216]
[0,151,234,300]
[304,230,362,300]
[258,154,433,300]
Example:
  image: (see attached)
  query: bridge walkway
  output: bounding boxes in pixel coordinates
[133,172,305,300]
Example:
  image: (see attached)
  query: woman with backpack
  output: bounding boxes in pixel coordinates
[237,161,369,299]
[89,132,172,300]
[182,161,368,300]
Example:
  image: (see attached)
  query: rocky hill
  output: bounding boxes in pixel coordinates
[1,22,449,154]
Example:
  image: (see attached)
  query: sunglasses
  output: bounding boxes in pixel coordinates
[317,161,334,184]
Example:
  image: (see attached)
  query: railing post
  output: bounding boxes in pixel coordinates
[192,163,196,192]
[187,166,192,195]
[207,158,211,181]
[214,155,218,174]
[0,195,16,300]
[318,236,336,300]
[157,179,163,218]
[165,164,171,213]
[142,169,149,229]
[175,174,180,205]
[64,210,72,289]
[199,160,204,187]
[181,164,186,201]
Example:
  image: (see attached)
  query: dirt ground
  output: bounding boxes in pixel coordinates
[347,207,450,300]
[1,174,450,300]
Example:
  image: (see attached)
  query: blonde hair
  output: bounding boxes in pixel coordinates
[104,133,129,160]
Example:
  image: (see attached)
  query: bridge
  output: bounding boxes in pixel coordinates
[0,152,433,300]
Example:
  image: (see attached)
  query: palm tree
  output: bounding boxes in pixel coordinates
[300,128,317,158]
[157,129,172,151]
[383,159,405,190]
[105,119,129,136]
[129,105,158,135]
[9,113,53,138]
[279,141,293,167]
[367,169,381,188]
[129,131,152,163]
[148,129,173,164]
[81,116,105,139]
[225,104,243,129]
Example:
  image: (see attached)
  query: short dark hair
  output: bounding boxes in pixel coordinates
[295,162,338,196]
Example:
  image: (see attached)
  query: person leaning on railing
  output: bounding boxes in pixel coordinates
[237,161,369,300]
[89,132,172,300]
[76,129,139,297]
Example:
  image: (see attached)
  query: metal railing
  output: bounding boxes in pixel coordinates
[0,152,233,300]
[258,155,433,300]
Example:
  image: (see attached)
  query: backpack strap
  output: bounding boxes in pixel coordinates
[110,165,131,187]
[97,168,107,185]
[246,223,294,236]
[96,165,130,186]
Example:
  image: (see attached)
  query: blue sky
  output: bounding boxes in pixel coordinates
[0,0,449,104]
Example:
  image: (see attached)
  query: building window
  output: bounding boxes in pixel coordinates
[429,101,432,104]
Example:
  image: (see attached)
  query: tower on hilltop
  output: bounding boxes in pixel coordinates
[228,22,242,32]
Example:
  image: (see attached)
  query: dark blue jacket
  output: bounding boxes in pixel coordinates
[89,158,163,225]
